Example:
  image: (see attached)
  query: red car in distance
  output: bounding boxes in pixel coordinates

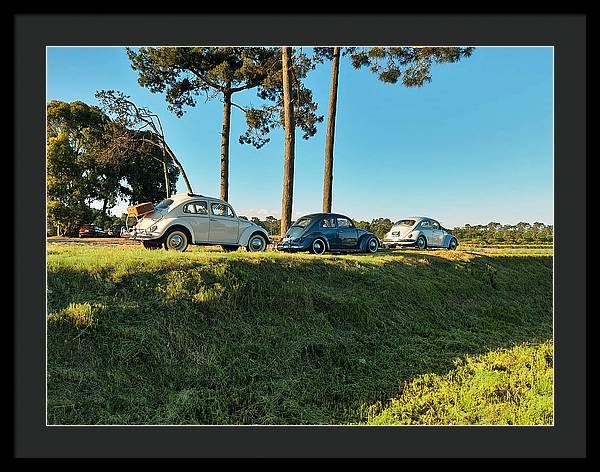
[78,225,107,238]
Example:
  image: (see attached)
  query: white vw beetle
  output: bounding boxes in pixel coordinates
[127,193,270,252]
[382,216,458,250]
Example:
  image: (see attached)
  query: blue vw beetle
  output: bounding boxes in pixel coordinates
[277,213,380,255]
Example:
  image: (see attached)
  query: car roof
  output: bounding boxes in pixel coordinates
[398,216,433,221]
[168,193,228,205]
[297,213,353,221]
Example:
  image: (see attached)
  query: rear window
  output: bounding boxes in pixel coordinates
[290,217,312,228]
[155,199,173,210]
[394,219,416,227]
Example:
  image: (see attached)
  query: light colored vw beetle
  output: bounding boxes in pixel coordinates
[127,193,270,252]
[382,216,458,250]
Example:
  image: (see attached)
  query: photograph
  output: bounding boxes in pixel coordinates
[45,44,556,427]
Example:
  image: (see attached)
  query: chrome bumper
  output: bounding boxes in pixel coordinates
[382,238,417,246]
[126,230,162,241]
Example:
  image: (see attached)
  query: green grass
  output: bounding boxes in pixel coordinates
[363,341,553,425]
[47,245,553,425]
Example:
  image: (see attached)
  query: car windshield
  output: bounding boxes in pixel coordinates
[394,219,416,227]
[155,199,173,210]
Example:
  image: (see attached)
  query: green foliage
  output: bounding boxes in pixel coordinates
[47,100,179,235]
[247,215,281,236]
[349,47,474,86]
[127,47,323,149]
[127,47,279,115]
[364,341,553,425]
[452,222,553,246]
[48,246,552,424]
[47,101,110,235]
[240,49,323,148]
[353,218,393,239]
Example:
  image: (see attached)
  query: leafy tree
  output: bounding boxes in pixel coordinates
[314,47,474,212]
[353,218,393,239]
[127,47,283,202]
[47,101,111,235]
[47,99,180,236]
[451,221,553,245]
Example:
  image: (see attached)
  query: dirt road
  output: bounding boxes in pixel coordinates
[47,236,142,247]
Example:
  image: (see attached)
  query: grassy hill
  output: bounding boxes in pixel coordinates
[47,246,553,425]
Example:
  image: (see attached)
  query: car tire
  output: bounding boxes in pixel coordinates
[143,241,161,250]
[246,234,267,252]
[365,236,379,254]
[163,229,189,252]
[448,238,458,250]
[417,235,427,250]
[310,238,327,255]
[221,244,239,252]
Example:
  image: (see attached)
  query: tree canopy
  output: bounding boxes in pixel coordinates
[47,100,179,236]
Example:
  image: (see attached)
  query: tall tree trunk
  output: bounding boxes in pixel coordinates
[323,47,340,213]
[163,159,170,198]
[220,86,232,201]
[280,47,296,238]
[163,141,193,194]
[101,198,108,226]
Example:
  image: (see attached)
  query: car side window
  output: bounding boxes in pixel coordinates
[321,217,336,228]
[420,220,431,229]
[183,201,208,215]
[337,218,353,228]
[211,203,234,217]
[431,221,440,230]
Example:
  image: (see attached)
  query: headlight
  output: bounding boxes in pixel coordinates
[149,225,158,232]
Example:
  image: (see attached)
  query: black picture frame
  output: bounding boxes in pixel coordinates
[15,14,586,458]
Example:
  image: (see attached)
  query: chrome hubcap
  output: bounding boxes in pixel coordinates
[418,238,425,249]
[368,239,378,252]
[313,240,324,254]
[168,234,184,249]
[249,236,265,251]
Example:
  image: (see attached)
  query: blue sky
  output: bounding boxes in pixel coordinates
[46,46,553,227]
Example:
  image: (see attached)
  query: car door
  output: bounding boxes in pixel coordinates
[209,202,239,244]
[181,200,210,242]
[418,219,433,245]
[319,217,340,249]
[430,220,444,247]
[336,217,359,249]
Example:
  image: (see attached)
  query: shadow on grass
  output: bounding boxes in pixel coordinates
[47,250,553,425]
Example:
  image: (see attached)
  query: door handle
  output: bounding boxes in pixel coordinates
[210,218,217,222]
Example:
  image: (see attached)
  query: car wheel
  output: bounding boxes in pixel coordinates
[221,244,239,252]
[163,229,189,252]
[448,238,458,250]
[310,238,327,255]
[246,234,267,252]
[417,235,427,250]
[143,241,161,250]
[366,236,379,254]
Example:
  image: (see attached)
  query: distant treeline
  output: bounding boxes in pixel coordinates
[247,216,553,245]
[450,222,553,245]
